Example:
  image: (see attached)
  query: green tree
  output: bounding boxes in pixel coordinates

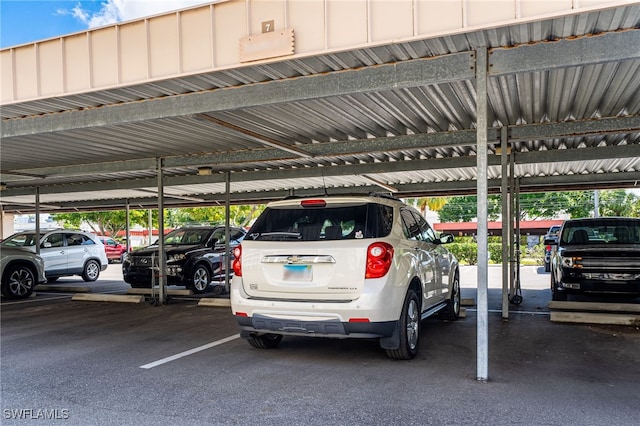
[598,189,638,217]
[437,195,502,222]
[51,205,265,237]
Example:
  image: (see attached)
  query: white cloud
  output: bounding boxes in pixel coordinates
[68,0,215,28]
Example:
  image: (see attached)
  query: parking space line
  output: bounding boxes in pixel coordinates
[139,334,240,369]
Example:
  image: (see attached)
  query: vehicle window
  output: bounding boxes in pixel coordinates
[1,233,37,247]
[414,212,437,243]
[560,219,640,245]
[211,229,226,244]
[66,233,83,246]
[43,233,64,248]
[400,209,421,241]
[164,229,210,245]
[229,228,245,242]
[247,203,392,241]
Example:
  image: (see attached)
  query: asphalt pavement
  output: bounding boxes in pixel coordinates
[1,264,638,425]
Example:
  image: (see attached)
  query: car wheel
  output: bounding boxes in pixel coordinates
[1,265,36,299]
[440,272,460,321]
[82,260,101,282]
[247,334,283,349]
[550,272,567,301]
[386,289,420,360]
[190,265,211,294]
[544,261,550,273]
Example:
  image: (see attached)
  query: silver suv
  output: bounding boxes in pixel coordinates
[1,247,47,299]
[1,229,108,283]
[230,194,460,359]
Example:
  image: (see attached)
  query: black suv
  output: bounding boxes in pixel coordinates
[546,217,640,301]
[123,226,246,294]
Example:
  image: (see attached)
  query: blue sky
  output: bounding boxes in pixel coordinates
[1,1,213,48]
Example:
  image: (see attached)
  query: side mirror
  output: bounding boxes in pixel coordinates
[544,236,558,246]
[43,242,52,248]
[438,233,455,244]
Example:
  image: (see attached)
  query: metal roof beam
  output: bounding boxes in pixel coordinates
[508,116,640,142]
[489,30,640,76]
[1,52,475,138]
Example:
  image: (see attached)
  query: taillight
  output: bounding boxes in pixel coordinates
[232,245,242,277]
[365,242,394,279]
[300,199,326,208]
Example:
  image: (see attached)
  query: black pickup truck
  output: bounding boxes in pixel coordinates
[546,217,640,301]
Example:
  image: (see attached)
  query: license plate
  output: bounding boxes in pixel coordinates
[283,264,312,281]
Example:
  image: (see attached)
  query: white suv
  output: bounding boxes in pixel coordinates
[231,194,460,359]
[1,229,108,283]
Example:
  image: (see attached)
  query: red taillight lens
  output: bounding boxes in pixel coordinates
[232,245,242,277]
[365,242,394,279]
[300,199,326,208]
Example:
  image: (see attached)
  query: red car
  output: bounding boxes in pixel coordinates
[98,237,127,263]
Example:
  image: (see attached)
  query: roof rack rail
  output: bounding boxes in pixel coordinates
[368,192,401,201]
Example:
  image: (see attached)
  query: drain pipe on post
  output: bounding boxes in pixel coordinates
[35,187,41,256]
[157,158,166,305]
[476,46,489,382]
[500,126,510,319]
[224,172,231,294]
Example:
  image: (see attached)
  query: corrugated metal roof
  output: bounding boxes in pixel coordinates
[1,4,639,212]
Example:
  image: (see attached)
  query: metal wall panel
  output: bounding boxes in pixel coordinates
[417,0,464,34]
[2,0,636,104]
[181,7,215,72]
[149,14,180,78]
[119,21,148,83]
[38,39,64,96]
[64,34,91,92]
[327,0,368,48]
[91,28,119,87]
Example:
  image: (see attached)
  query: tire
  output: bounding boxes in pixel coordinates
[440,272,460,321]
[386,289,421,360]
[190,265,211,294]
[1,265,36,299]
[544,261,550,273]
[247,334,283,349]
[82,260,101,282]
[550,272,567,301]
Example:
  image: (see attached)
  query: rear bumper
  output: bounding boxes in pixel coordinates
[235,314,396,339]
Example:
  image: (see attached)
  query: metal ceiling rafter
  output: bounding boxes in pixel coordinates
[3,115,637,181]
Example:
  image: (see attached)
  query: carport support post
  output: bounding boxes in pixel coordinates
[500,127,510,319]
[157,158,167,305]
[476,47,489,381]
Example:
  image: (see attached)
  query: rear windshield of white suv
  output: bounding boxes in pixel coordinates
[246,202,394,241]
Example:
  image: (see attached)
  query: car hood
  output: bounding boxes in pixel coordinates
[130,245,219,257]
[0,246,38,257]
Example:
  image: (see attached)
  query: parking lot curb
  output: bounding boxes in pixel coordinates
[549,301,640,325]
[198,298,231,308]
[127,288,193,296]
[71,294,145,303]
[37,285,91,293]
